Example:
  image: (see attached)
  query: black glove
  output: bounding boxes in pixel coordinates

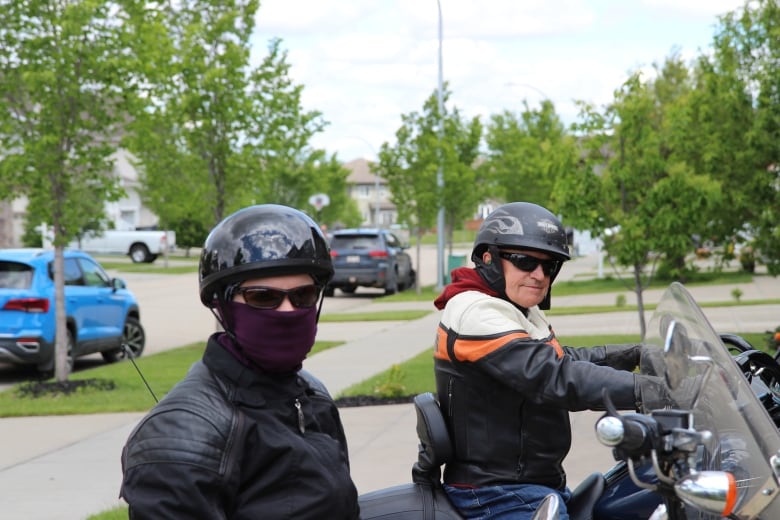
[634,374,704,413]
[605,343,644,372]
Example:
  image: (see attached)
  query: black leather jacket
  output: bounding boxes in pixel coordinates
[434,290,638,491]
[120,337,359,519]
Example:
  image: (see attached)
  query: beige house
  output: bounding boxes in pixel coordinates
[343,158,397,227]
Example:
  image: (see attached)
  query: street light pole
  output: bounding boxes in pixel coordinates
[435,0,445,291]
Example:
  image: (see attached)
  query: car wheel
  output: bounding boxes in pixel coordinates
[129,244,150,263]
[384,275,398,296]
[102,316,145,363]
[323,286,335,297]
[341,286,357,294]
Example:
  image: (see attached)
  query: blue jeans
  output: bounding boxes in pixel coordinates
[443,483,571,520]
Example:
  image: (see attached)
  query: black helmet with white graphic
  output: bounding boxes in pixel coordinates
[472,202,569,309]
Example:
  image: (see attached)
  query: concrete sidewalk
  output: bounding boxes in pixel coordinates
[1,254,778,519]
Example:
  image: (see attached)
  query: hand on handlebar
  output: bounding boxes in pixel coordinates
[605,343,656,373]
[634,374,704,413]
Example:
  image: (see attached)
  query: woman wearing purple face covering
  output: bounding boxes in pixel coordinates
[120,204,359,519]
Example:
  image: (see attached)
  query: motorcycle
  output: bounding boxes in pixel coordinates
[358,282,780,519]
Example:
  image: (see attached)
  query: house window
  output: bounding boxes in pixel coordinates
[356,185,371,198]
[119,209,136,230]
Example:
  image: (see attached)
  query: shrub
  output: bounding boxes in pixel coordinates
[373,364,406,397]
[739,246,756,273]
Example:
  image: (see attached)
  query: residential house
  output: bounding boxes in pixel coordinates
[343,158,396,227]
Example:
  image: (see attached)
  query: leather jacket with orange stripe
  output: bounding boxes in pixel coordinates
[434,290,640,491]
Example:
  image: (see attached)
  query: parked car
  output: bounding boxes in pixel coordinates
[69,229,176,263]
[326,229,416,296]
[0,248,145,376]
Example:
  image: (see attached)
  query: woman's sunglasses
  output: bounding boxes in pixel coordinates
[498,252,560,277]
[236,284,322,310]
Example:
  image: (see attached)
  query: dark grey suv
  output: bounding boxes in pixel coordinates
[326,229,415,296]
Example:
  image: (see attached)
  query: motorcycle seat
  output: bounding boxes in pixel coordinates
[358,483,462,520]
[567,471,606,520]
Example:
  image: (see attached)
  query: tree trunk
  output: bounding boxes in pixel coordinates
[633,263,647,341]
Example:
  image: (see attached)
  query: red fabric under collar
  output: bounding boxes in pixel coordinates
[433,267,499,310]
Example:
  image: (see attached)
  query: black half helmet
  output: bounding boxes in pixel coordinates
[472,202,570,310]
[199,204,333,307]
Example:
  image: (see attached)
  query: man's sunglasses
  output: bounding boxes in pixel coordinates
[236,285,322,310]
[498,252,560,277]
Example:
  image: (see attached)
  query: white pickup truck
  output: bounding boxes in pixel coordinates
[71,229,177,263]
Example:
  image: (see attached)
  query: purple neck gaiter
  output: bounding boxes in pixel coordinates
[219,301,318,373]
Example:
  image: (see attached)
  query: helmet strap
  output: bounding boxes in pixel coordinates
[476,245,508,299]
[315,291,325,322]
[210,293,232,333]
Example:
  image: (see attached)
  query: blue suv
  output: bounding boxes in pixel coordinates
[0,248,145,375]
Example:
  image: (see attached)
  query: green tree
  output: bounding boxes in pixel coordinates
[557,69,721,338]
[483,100,577,208]
[376,87,482,290]
[171,217,210,257]
[125,4,349,229]
[0,0,135,381]
[703,0,780,273]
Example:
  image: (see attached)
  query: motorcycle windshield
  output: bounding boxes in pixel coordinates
[641,282,780,517]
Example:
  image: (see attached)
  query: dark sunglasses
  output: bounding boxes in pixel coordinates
[498,252,560,277]
[236,284,321,310]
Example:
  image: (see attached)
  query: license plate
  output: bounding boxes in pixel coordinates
[346,255,360,263]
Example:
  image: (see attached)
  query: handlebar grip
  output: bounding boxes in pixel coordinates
[596,415,648,454]
[620,417,647,451]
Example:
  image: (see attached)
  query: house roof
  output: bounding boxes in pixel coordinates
[343,158,385,185]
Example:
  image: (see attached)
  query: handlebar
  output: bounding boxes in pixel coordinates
[595,413,655,459]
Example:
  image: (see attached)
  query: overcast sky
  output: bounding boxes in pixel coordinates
[251,1,746,162]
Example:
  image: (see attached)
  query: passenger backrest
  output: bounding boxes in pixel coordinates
[411,392,452,485]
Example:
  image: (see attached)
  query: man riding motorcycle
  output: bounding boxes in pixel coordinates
[432,202,653,519]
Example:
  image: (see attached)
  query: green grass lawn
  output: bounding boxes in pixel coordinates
[87,509,126,520]
[0,340,342,417]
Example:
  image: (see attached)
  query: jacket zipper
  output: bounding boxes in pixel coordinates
[447,378,454,416]
[295,398,305,434]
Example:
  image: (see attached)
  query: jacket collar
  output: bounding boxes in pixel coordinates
[203,335,307,405]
